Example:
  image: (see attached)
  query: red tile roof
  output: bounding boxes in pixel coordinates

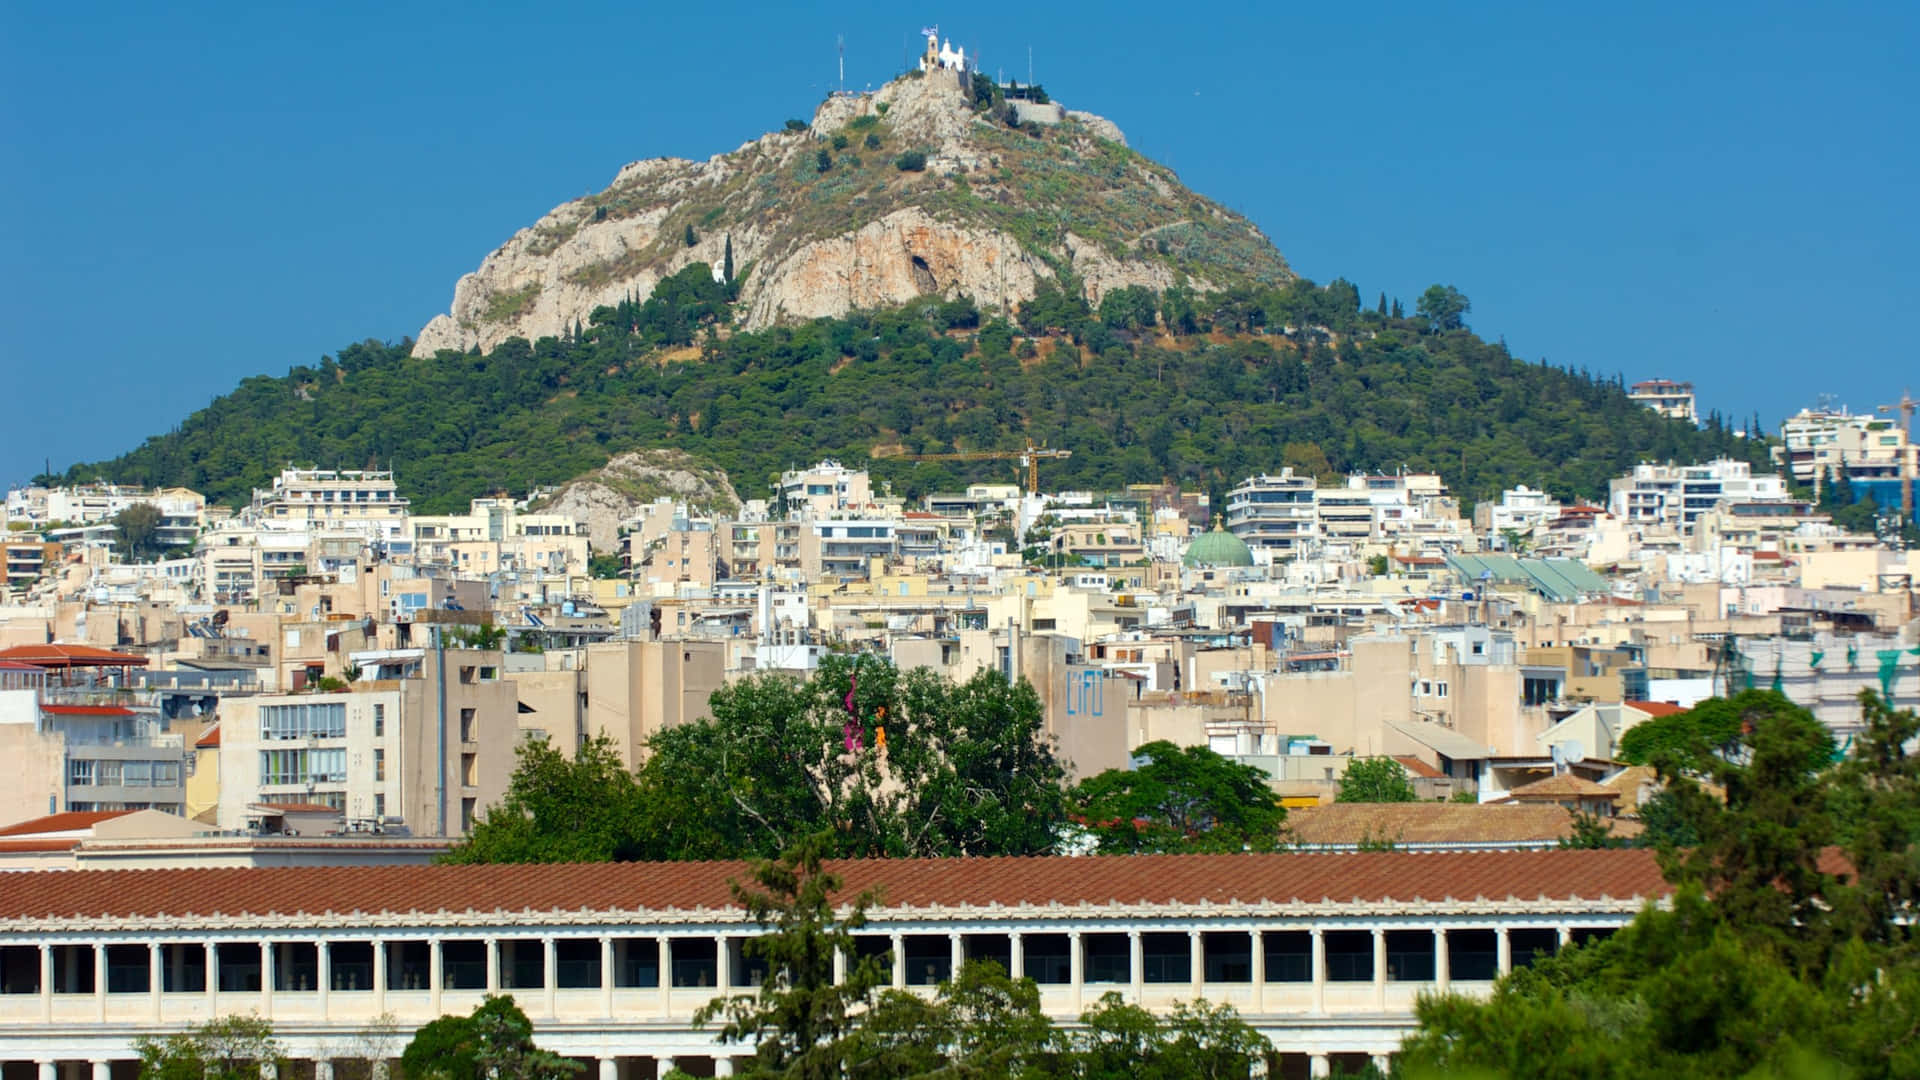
[0,644,148,668]
[195,723,221,749]
[1392,755,1445,779]
[39,704,136,717]
[1626,701,1687,718]
[0,850,1672,924]
[0,810,134,837]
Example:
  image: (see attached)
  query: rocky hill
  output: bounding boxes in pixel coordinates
[414,70,1291,356]
[528,450,740,553]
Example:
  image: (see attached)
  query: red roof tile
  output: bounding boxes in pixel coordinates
[0,810,134,837]
[1392,755,1445,779]
[0,644,148,668]
[195,723,221,749]
[0,850,1672,924]
[39,704,136,717]
[1625,701,1687,718]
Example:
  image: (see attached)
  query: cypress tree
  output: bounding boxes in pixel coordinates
[1376,292,1388,316]
[723,234,735,285]
[684,224,697,248]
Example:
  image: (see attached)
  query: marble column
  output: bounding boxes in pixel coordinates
[1309,929,1325,1014]
[1371,927,1386,1010]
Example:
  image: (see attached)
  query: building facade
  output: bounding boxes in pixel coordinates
[0,849,1662,1079]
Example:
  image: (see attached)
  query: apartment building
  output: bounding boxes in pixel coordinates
[779,460,875,518]
[1607,459,1788,531]
[409,497,587,577]
[247,469,411,539]
[1628,379,1697,423]
[1226,472,1319,560]
[0,650,187,823]
[216,647,517,835]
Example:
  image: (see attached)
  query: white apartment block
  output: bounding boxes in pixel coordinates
[247,469,410,540]
[1226,472,1319,560]
[1607,459,1787,531]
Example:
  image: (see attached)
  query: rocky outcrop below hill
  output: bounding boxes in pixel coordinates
[414,71,1291,356]
[528,450,739,553]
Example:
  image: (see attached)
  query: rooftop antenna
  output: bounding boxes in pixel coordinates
[837,34,845,93]
[1028,45,1033,88]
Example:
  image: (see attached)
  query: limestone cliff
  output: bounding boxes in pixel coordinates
[414,72,1291,356]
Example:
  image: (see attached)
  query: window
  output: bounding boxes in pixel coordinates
[1435,681,1449,699]
[372,704,384,737]
[461,798,476,833]
[259,748,347,786]
[97,762,124,786]
[374,748,385,782]
[260,702,347,741]
[373,793,385,819]
[460,709,476,742]
[461,753,477,787]
[69,759,95,786]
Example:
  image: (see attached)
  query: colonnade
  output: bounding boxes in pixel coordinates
[0,917,1613,1076]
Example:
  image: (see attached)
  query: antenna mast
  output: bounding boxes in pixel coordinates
[837,34,845,93]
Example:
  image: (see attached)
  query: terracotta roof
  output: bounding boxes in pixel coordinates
[0,644,148,668]
[0,839,85,854]
[1285,803,1584,846]
[0,810,134,837]
[39,704,136,717]
[1625,701,1687,718]
[0,850,1673,924]
[1392,755,1445,779]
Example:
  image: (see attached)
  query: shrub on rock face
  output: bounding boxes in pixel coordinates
[895,151,927,172]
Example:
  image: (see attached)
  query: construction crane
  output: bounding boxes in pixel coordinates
[1878,388,1917,528]
[872,439,1071,495]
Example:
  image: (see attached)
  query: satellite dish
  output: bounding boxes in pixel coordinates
[1562,738,1585,764]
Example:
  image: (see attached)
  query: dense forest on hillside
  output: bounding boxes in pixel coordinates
[69,268,1768,518]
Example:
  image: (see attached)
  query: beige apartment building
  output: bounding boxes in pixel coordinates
[505,640,725,765]
[409,497,588,578]
[215,647,517,836]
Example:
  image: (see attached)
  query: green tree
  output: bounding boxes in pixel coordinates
[695,834,892,1078]
[1399,691,1920,1080]
[1069,992,1270,1079]
[587,553,625,579]
[400,995,578,1080]
[1336,757,1416,802]
[639,657,1069,860]
[441,733,648,863]
[815,149,832,173]
[1097,285,1159,332]
[114,501,165,561]
[1069,740,1284,853]
[723,234,735,286]
[1415,284,1470,332]
[894,151,927,172]
[136,1016,285,1080]
[684,224,697,247]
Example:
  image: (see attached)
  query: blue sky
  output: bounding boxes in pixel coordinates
[2,1,1915,486]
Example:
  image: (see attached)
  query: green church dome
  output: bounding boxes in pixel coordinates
[1183,520,1255,568]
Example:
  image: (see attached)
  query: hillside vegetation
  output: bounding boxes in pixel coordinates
[70,271,1766,516]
